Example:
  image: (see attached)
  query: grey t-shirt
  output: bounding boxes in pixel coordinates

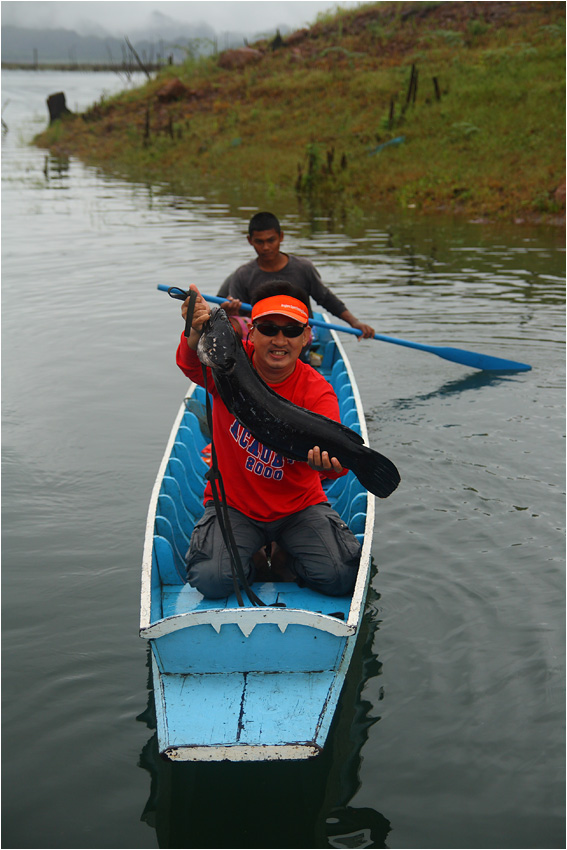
[219,254,347,318]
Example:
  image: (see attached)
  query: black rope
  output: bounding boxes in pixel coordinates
[167,285,189,301]
[183,288,197,338]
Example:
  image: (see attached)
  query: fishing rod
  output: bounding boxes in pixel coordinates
[157,284,532,373]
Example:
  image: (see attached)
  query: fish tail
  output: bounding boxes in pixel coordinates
[351,445,401,499]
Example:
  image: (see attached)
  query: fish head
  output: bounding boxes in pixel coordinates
[197,308,239,374]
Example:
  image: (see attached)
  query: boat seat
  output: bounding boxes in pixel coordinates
[161,583,230,616]
[339,395,356,418]
[331,361,347,384]
[273,584,352,619]
[332,379,349,397]
[334,375,351,397]
[176,426,210,471]
[342,409,359,429]
[349,512,366,535]
[159,580,352,620]
[165,459,204,518]
[336,389,351,413]
[180,410,209,450]
[332,371,349,394]
[160,583,280,619]
[155,517,187,573]
[171,437,209,480]
[191,385,209,405]
[153,534,186,586]
[157,493,192,557]
[323,472,347,500]
[320,341,337,370]
[330,472,357,520]
[347,491,367,524]
[161,475,199,528]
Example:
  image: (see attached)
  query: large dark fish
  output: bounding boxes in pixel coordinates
[197,308,400,498]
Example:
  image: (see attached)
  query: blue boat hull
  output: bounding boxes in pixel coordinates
[140,316,376,761]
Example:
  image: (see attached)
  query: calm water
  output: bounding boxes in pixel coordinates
[2,70,565,849]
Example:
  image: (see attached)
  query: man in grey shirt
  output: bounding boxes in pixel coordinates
[218,212,375,338]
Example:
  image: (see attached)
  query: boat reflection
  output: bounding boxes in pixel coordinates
[138,578,391,848]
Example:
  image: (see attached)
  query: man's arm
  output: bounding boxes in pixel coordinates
[302,259,376,339]
[338,308,375,339]
[216,273,243,316]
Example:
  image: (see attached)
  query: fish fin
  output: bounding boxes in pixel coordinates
[336,421,365,444]
[352,446,401,499]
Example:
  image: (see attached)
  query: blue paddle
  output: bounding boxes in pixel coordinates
[158,284,532,373]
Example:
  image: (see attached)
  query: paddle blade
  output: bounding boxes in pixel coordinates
[433,346,532,372]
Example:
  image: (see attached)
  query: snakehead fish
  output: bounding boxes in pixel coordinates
[197,308,400,499]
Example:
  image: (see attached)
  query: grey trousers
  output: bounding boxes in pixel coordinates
[185,502,361,599]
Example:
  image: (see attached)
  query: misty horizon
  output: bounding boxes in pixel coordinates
[1,1,350,39]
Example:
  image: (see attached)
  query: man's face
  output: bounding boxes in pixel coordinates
[248,228,284,263]
[249,313,309,383]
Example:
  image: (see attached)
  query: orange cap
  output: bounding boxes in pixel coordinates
[251,295,309,324]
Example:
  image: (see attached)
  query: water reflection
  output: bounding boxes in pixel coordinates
[137,582,391,849]
[374,370,520,417]
[43,152,70,184]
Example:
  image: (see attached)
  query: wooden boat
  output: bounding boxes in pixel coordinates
[139,315,376,761]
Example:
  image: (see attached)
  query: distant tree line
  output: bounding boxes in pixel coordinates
[0,24,288,68]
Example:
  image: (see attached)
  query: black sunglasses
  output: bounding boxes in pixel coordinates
[253,322,307,338]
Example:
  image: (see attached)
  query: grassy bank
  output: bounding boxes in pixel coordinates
[34,1,565,224]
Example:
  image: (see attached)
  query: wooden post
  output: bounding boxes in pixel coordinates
[47,92,72,124]
[433,76,441,101]
[405,64,416,107]
[388,97,395,129]
[326,147,334,174]
[143,104,150,145]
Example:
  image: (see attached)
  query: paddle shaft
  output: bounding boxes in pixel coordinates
[158,285,532,372]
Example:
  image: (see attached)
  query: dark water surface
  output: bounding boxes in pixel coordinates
[2,71,565,849]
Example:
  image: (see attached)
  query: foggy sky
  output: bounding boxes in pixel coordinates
[1,1,361,35]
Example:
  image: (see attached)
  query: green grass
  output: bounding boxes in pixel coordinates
[34,1,565,222]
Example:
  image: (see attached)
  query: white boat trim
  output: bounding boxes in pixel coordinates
[322,318,376,631]
[140,605,357,639]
